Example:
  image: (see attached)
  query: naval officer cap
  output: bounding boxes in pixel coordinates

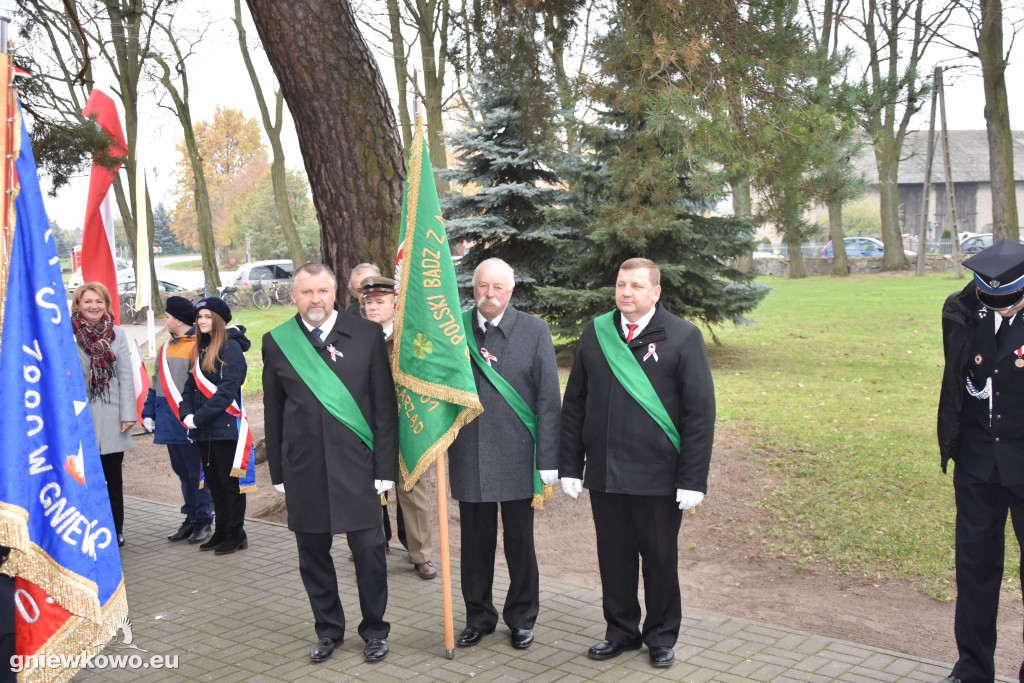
[965,238,1024,310]
[360,276,396,296]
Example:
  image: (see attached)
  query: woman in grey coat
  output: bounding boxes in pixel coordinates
[72,282,136,547]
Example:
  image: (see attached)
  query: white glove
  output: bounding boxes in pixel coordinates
[142,417,155,433]
[676,489,704,510]
[539,469,558,486]
[374,479,394,495]
[183,414,196,429]
[274,483,285,494]
[561,477,582,499]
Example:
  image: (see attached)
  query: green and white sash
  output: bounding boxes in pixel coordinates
[463,310,553,509]
[593,310,681,452]
[269,318,374,451]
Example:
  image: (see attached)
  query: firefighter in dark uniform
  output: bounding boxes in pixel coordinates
[937,239,1024,683]
[1,546,13,683]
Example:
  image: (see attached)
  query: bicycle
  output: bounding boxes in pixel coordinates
[196,285,242,311]
[270,281,292,305]
[251,278,272,310]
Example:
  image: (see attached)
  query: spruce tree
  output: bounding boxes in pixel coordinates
[540,3,768,339]
[152,203,183,255]
[441,6,569,314]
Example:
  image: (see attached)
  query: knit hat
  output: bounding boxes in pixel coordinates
[165,296,196,325]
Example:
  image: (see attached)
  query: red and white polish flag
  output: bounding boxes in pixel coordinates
[129,338,150,424]
[81,87,128,323]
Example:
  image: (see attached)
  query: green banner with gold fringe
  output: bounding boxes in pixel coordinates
[392,119,482,488]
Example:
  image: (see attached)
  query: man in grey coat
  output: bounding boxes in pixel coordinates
[448,258,561,651]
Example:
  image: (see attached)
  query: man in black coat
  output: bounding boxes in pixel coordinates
[0,546,12,683]
[937,240,1024,683]
[263,263,398,665]
[559,257,715,669]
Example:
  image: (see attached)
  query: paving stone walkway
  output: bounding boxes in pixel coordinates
[73,497,990,682]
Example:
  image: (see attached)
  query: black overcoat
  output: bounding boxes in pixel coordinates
[939,282,1024,485]
[559,304,715,495]
[262,309,399,534]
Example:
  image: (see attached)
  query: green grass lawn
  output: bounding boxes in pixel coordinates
[231,304,296,399]
[162,258,206,271]
[706,270,1015,600]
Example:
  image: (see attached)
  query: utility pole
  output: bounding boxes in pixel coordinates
[916,68,939,276]
[938,68,963,279]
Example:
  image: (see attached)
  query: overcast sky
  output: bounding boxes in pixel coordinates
[11,1,1024,240]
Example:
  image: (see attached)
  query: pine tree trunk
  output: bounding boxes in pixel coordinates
[730,176,752,273]
[785,232,806,279]
[979,0,1019,242]
[246,0,405,299]
[828,198,849,276]
[873,138,908,271]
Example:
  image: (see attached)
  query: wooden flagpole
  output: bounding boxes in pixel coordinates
[412,71,456,657]
[435,454,455,658]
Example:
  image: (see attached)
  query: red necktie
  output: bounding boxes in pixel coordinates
[625,323,638,342]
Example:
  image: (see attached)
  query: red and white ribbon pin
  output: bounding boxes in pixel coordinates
[481,348,497,366]
[326,344,343,361]
[644,342,659,362]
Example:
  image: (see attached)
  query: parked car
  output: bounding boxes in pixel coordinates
[231,260,295,287]
[821,236,916,258]
[67,257,134,290]
[117,279,186,295]
[960,233,993,254]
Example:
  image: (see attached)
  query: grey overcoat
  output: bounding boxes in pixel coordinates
[448,305,561,502]
[77,325,136,455]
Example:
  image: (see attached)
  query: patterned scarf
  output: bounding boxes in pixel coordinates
[72,311,117,401]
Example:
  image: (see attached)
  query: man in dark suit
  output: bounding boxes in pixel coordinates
[345,263,380,316]
[937,240,1024,683]
[263,263,398,664]
[448,258,561,650]
[1,546,12,683]
[559,257,715,669]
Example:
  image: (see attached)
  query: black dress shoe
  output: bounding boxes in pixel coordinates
[363,638,388,662]
[198,531,225,551]
[309,636,339,663]
[214,531,249,555]
[587,639,641,660]
[938,677,963,683]
[187,522,212,544]
[649,646,675,668]
[456,625,495,647]
[117,534,125,547]
[168,521,195,541]
[511,628,534,649]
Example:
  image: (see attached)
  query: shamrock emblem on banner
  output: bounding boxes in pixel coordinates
[413,333,434,360]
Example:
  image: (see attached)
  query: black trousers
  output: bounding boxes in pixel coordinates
[198,440,246,536]
[294,528,389,643]
[0,571,13,683]
[590,491,682,648]
[459,498,539,631]
[100,451,124,535]
[951,465,1024,683]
